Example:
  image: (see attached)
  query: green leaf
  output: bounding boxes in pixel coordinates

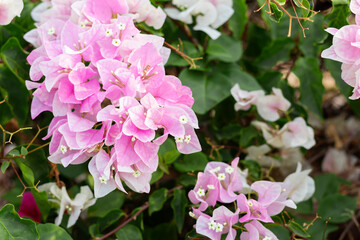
[324,59,360,118]
[166,41,202,67]
[90,210,125,238]
[20,147,28,156]
[0,89,13,125]
[292,57,324,119]
[148,188,168,216]
[229,0,248,39]
[88,191,125,217]
[1,160,10,174]
[313,173,349,200]
[269,2,283,23]
[325,4,350,28]
[242,160,261,179]
[150,168,164,184]
[299,14,327,57]
[0,66,29,126]
[206,35,242,62]
[180,64,261,114]
[171,189,188,233]
[318,194,356,223]
[37,223,72,240]
[256,38,294,69]
[239,126,259,147]
[116,225,142,240]
[0,37,29,81]
[14,158,35,186]
[0,204,39,240]
[288,221,311,238]
[173,152,208,173]
[32,189,51,221]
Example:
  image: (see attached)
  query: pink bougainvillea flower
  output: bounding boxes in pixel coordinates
[196,206,239,240]
[240,220,279,240]
[256,88,291,122]
[282,117,315,149]
[0,0,23,25]
[237,194,273,223]
[231,83,265,111]
[188,172,220,211]
[18,192,42,223]
[204,158,243,203]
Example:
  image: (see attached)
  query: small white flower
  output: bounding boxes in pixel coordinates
[133,171,141,178]
[60,145,67,154]
[99,176,108,184]
[197,187,205,197]
[105,28,113,37]
[247,200,253,207]
[189,211,196,218]
[117,23,126,30]
[210,167,221,173]
[112,39,121,47]
[225,166,234,174]
[48,27,55,35]
[175,136,184,143]
[131,136,136,142]
[65,204,73,213]
[184,135,191,144]
[207,184,215,190]
[215,223,224,232]
[217,173,226,181]
[208,220,216,230]
[179,115,188,124]
[80,22,86,28]
[263,236,272,240]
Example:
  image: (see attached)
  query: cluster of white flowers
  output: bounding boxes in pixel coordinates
[38,183,96,228]
[165,0,234,39]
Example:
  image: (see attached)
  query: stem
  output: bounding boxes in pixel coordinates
[96,186,183,240]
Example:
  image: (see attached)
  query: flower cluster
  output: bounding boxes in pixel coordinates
[38,183,96,228]
[25,0,201,198]
[165,0,234,40]
[0,0,23,25]
[321,0,360,99]
[189,159,315,240]
[231,84,315,171]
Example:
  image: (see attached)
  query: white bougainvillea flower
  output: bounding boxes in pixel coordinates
[231,83,265,111]
[322,148,352,174]
[282,117,316,150]
[245,144,281,168]
[165,0,234,39]
[38,183,96,228]
[0,0,24,25]
[252,121,287,148]
[256,88,291,122]
[282,163,315,203]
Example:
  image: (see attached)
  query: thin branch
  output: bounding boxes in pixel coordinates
[164,41,202,69]
[10,161,40,197]
[26,125,48,150]
[96,186,183,240]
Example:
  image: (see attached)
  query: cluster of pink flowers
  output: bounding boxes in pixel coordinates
[189,159,315,240]
[25,0,201,198]
[321,0,360,99]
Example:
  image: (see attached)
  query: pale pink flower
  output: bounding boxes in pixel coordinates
[231,84,265,111]
[240,220,279,240]
[256,88,291,122]
[0,0,23,25]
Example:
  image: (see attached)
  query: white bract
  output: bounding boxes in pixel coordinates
[0,0,24,25]
[231,84,265,111]
[165,0,234,39]
[282,117,315,150]
[282,163,315,203]
[38,183,96,228]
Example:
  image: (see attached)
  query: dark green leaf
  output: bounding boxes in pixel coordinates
[0,204,39,240]
[148,188,168,216]
[32,189,51,221]
[150,168,164,184]
[206,35,242,62]
[173,152,208,172]
[292,57,324,119]
[0,66,29,126]
[256,38,294,69]
[325,4,350,29]
[229,0,248,39]
[288,221,311,238]
[14,158,35,186]
[116,224,143,240]
[171,189,188,233]
[318,194,356,223]
[20,147,28,156]
[37,223,72,240]
[0,37,29,81]
[1,160,10,173]
[88,191,125,218]
[269,3,283,23]
[313,173,349,200]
